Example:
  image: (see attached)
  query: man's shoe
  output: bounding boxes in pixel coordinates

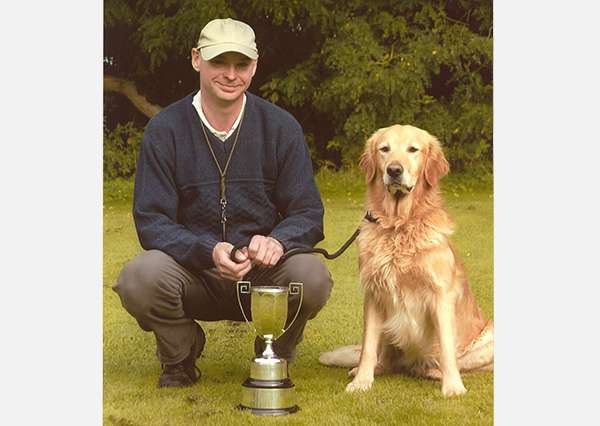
[158,350,201,388]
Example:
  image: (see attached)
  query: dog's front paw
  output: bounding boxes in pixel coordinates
[345,375,374,393]
[349,364,384,378]
[441,378,467,397]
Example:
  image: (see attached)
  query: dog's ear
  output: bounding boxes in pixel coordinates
[359,149,376,184]
[424,135,449,187]
[360,127,387,183]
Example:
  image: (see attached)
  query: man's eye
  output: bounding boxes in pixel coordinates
[379,146,390,153]
[408,146,419,153]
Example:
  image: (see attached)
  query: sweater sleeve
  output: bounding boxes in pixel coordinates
[133,117,219,274]
[268,124,325,250]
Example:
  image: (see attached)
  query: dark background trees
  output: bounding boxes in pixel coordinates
[104,0,492,178]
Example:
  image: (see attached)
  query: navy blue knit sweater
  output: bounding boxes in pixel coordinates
[133,91,325,277]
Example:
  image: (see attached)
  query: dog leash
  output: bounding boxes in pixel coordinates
[229,211,379,283]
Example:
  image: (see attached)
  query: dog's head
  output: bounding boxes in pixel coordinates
[360,125,449,197]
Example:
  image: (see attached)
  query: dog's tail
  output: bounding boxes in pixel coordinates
[318,345,362,368]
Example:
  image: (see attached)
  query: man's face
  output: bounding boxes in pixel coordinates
[192,50,257,104]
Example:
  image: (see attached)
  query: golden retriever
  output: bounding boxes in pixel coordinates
[319,124,493,397]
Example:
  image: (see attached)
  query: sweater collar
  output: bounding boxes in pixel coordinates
[191,90,247,142]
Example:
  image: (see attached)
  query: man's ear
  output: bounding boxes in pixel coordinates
[251,59,258,77]
[191,48,201,72]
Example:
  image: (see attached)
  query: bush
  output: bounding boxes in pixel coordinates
[258,3,493,172]
[104,121,143,180]
[105,1,492,174]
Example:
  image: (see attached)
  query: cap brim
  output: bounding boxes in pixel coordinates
[200,43,258,60]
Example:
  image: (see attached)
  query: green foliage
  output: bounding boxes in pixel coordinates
[261,1,493,170]
[105,0,493,173]
[105,0,234,71]
[136,0,234,71]
[104,177,136,203]
[103,121,144,180]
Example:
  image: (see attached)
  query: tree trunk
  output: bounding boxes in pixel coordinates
[104,75,161,118]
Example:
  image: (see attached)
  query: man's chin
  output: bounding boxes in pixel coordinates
[216,89,244,102]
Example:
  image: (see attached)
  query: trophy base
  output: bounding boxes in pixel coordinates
[239,377,298,415]
[236,405,299,416]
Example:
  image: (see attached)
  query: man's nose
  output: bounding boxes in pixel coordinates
[224,65,236,79]
[386,163,404,178]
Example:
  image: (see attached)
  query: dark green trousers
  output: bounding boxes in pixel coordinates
[113,250,333,365]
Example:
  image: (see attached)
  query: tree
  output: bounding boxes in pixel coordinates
[104,0,492,173]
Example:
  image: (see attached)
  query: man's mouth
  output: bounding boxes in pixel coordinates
[216,82,240,92]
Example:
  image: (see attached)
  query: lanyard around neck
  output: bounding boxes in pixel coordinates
[200,110,245,241]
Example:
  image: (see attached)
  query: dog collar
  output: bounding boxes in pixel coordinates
[364,211,379,224]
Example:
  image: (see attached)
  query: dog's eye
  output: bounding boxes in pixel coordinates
[379,146,390,153]
[408,146,419,153]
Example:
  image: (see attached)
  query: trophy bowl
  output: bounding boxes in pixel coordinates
[251,286,289,341]
[236,281,303,416]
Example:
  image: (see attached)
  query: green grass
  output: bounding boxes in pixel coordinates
[103,171,493,425]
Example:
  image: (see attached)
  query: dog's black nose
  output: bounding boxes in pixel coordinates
[386,164,404,178]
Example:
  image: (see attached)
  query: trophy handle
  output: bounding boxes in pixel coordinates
[282,282,303,334]
[236,281,257,335]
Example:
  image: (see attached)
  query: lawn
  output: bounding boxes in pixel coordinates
[103,171,493,425]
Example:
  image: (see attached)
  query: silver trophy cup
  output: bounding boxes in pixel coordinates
[236,281,303,415]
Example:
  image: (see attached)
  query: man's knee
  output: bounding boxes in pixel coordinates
[283,254,333,313]
[113,250,180,318]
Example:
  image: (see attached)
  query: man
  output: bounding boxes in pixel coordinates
[113,18,333,388]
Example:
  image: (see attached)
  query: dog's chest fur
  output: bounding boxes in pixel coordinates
[358,218,448,292]
[358,218,449,360]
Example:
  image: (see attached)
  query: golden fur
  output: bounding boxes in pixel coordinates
[319,125,493,397]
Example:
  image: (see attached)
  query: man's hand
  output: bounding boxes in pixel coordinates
[248,235,284,267]
[212,242,252,281]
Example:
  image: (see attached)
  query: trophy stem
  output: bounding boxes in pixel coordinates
[262,336,275,359]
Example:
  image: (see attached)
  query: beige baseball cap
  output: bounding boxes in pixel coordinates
[197,18,258,60]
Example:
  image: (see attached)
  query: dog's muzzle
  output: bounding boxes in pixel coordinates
[387,182,414,196]
[384,163,414,196]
